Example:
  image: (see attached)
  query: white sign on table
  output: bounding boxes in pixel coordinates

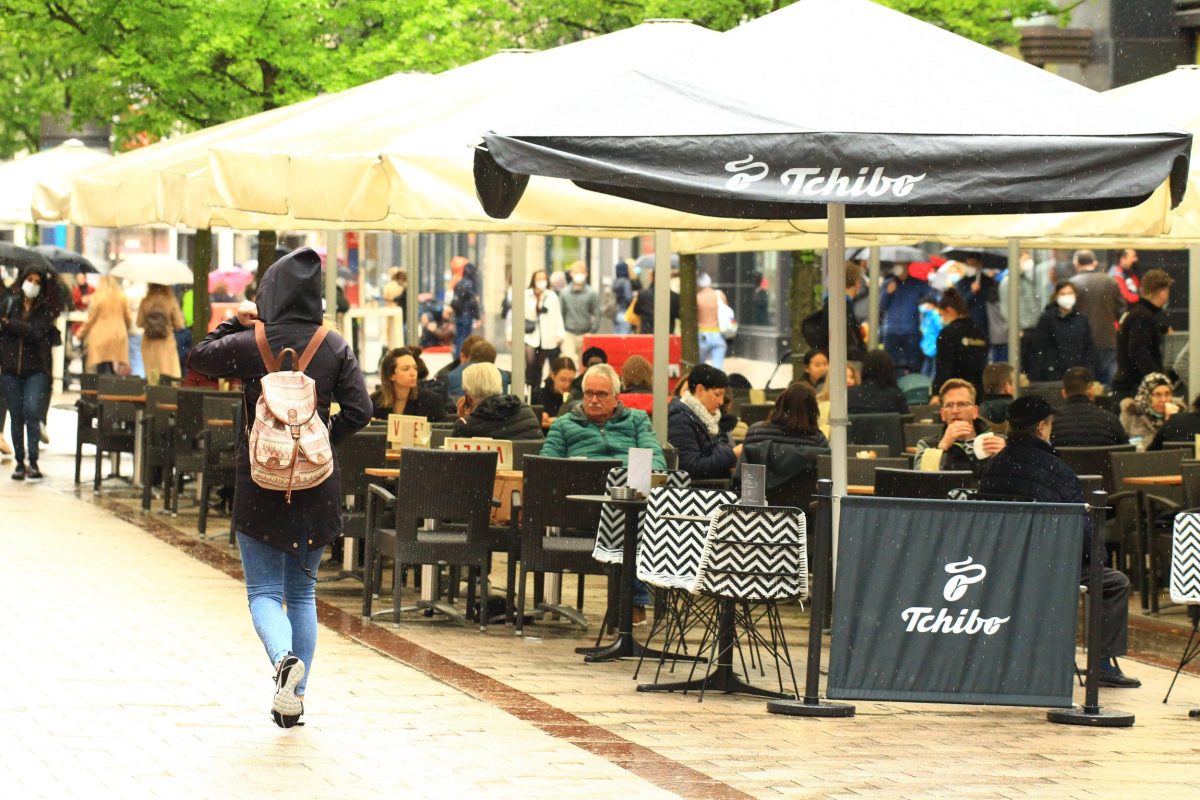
[628,447,653,497]
[444,436,512,469]
[388,414,429,449]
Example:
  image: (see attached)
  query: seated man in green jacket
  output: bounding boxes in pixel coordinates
[541,362,666,468]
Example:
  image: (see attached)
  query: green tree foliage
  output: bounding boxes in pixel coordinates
[0,0,1064,159]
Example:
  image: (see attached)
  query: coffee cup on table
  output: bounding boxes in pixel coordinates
[972,432,997,460]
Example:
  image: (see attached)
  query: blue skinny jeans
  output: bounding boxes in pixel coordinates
[0,371,49,466]
[236,532,326,697]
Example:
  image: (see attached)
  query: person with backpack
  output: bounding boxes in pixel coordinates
[801,261,866,362]
[137,283,185,380]
[191,247,372,729]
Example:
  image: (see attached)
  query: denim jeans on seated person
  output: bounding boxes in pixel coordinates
[633,580,650,607]
[0,371,49,465]
[237,532,326,697]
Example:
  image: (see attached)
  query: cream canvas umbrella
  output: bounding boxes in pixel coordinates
[112,254,194,284]
[0,139,111,225]
[34,72,429,230]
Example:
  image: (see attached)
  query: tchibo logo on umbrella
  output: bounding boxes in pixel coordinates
[723,155,926,198]
[900,557,1010,635]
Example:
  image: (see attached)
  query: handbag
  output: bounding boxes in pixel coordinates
[717,293,738,339]
[524,319,537,334]
[624,294,641,327]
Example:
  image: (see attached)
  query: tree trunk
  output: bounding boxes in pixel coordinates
[191,228,212,346]
[256,230,277,284]
[789,250,820,377]
[678,253,699,368]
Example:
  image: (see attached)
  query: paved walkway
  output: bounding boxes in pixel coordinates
[5,404,1200,799]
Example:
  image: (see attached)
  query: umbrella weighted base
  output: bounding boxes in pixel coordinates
[766,698,855,718]
[1046,706,1134,727]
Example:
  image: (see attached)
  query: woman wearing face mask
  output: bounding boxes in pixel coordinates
[1027,281,1095,382]
[524,269,565,390]
[695,272,730,369]
[0,264,63,480]
[931,288,989,403]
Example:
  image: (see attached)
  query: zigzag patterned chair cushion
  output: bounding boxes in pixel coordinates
[693,505,808,601]
[592,468,691,564]
[637,487,738,590]
[1170,512,1200,604]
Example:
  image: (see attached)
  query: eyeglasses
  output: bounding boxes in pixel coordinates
[942,402,975,410]
[583,390,611,400]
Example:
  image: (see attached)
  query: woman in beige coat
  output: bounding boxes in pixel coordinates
[137,284,185,381]
[78,276,131,374]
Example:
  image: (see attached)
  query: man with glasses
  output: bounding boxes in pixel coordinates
[540,362,665,468]
[913,378,1005,475]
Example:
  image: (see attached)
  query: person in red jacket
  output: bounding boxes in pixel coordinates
[1109,248,1140,307]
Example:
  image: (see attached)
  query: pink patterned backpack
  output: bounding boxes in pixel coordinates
[248,321,333,502]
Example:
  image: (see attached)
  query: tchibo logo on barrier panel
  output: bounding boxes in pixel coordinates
[900,557,1010,635]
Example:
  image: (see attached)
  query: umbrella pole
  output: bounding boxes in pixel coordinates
[826,204,848,558]
[511,233,527,397]
[325,232,340,326]
[1007,239,1021,397]
[405,234,420,346]
[1190,246,1200,403]
[652,229,671,444]
[867,247,881,350]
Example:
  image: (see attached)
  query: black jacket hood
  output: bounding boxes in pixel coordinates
[256,247,323,326]
[474,393,524,421]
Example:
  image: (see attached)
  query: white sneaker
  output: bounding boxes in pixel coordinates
[271,654,305,728]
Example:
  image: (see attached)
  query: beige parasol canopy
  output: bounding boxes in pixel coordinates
[0,139,111,225]
[35,72,430,230]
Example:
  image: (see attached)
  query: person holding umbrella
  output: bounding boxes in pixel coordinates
[0,263,62,480]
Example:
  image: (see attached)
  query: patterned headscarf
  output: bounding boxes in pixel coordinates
[1133,372,1173,418]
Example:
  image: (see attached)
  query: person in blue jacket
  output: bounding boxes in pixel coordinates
[879,261,929,375]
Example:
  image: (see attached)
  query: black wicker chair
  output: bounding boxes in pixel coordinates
[140,384,179,512]
[92,375,147,493]
[74,372,99,484]
[515,455,621,636]
[197,395,239,540]
[873,467,974,499]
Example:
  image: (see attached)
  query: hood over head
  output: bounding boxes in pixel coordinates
[13,262,62,315]
[255,247,323,325]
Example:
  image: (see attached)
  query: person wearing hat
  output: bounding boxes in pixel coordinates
[667,364,741,480]
[980,395,1141,689]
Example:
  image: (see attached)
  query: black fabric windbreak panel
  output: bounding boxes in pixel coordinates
[826,496,1084,708]
[478,130,1191,220]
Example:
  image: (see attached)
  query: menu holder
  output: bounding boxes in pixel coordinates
[444,436,513,469]
[627,448,653,498]
[740,463,767,506]
[388,414,430,449]
[918,447,943,472]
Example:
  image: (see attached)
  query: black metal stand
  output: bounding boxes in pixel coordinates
[1164,605,1200,705]
[1047,491,1134,728]
[767,479,854,717]
[572,498,702,664]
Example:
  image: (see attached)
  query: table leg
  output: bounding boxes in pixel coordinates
[636,599,793,699]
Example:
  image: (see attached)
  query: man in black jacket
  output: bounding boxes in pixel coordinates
[667,364,741,480]
[1050,367,1129,448]
[914,379,1004,475]
[1114,269,1172,398]
[981,396,1140,688]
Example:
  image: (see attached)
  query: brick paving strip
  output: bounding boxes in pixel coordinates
[98,497,753,800]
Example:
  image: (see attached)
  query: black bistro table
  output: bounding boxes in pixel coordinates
[566,493,698,665]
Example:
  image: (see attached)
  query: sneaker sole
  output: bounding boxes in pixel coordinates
[272,657,305,726]
[25,475,42,482]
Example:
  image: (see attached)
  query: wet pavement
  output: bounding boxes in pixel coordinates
[5,400,1200,799]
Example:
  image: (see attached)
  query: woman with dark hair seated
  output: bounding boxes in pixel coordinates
[742,381,829,448]
[535,355,577,427]
[798,349,829,395]
[847,349,909,415]
[370,346,447,421]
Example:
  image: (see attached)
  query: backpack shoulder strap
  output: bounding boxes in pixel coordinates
[254,321,281,373]
[296,325,331,372]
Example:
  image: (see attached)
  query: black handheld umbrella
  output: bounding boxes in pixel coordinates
[32,245,98,274]
[940,247,1009,271]
[848,246,928,264]
[0,242,53,273]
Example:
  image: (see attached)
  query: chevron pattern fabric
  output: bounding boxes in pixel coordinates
[695,505,808,601]
[1170,512,1200,604]
[637,487,739,589]
[592,468,691,564]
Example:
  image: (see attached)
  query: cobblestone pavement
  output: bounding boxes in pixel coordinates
[5,404,1200,799]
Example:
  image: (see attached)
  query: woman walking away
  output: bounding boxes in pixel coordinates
[0,263,62,480]
[78,275,131,375]
[191,248,372,728]
[137,283,186,381]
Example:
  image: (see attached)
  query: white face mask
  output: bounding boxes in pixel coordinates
[22,280,41,299]
[534,280,548,291]
[1020,259,1034,274]
[571,273,585,285]
[962,267,978,278]
[891,266,906,278]
[1056,293,1076,311]
[697,274,712,289]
